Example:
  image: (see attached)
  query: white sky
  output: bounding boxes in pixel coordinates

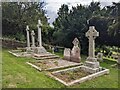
[42,0,119,25]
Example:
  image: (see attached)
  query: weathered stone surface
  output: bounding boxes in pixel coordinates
[37,20,42,47]
[31,30,35,47]
[86,26,99,60]
[26,25,31,51]
[118,54,120,64]
[71,38,81,63]
[35,20,48,54]
[82,26,102,73]
[63,48,71,61]
[34,47,47,54]
[97,52,103,61]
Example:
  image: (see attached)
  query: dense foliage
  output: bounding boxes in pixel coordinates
[53,2,120,54]
[2,2,120,54]
[2,2,52,43]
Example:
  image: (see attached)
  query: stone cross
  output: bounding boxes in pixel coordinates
[72,38,79,47]
[37,20,42,47]
[26,25,30,48]
[86,26,99,58]
[31,30,35,47]
[71,38,81,63]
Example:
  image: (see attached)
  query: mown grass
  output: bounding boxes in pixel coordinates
[2,48,119,88]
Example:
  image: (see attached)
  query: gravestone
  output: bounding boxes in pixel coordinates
[97,52,103,62]
[71,38,81,63]
[83,26,100,73]
[34,20,47,54]
[26,25,31,51]
[31,30,35,47]
[63,48,71,61]
[118,54,120,64]
[52,47,54,54]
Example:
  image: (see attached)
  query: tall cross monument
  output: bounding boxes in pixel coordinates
[86,26,99,61]
[35,19,47,54]
[26,25,30,50]
[37,20,42,47]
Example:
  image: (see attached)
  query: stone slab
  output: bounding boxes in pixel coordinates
[26,59,83,71]
[8,51,32,57]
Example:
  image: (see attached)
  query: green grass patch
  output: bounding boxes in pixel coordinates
[2,49,119,88]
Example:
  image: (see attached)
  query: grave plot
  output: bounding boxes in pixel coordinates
[48,65,109,86]
[8,49,32,57]
[27,59,82,71]
[47,26,109,86]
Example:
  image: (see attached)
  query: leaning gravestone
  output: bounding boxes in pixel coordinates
[84,26,100,73]
[63,48,71,61]
[71,38,81,63]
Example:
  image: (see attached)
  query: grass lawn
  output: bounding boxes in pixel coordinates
[2,48,119,88]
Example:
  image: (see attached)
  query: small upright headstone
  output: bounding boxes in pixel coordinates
[52,47,54,54]
[97,52,103,62]
[71,38,81,63]
[118,54,120,64]
[63,48,71,61]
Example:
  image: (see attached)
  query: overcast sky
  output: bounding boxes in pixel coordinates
[42,0,119,25]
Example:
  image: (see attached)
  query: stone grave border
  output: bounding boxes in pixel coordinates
[8,50,32,57]
[8,51,22,57]
[26,61,83,71]
[47,65,109,86]
[26,62,42,71]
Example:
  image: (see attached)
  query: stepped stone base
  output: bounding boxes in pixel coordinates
[81,65,102,73]
[33,53,60,60]
[83,57,101,73]
[85,61,100,68]
[34,46,47,54]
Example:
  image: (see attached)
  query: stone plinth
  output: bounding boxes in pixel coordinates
[34,47,47,54]
[85,61,99,68]
[81,65,102,73]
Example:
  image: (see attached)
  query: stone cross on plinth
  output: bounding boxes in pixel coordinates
[83,26,101,73]
[34,20,47,54]
[86,26,99,61]
[37,20,42,47]
[31,30,35,47]
[26,25,30,50]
